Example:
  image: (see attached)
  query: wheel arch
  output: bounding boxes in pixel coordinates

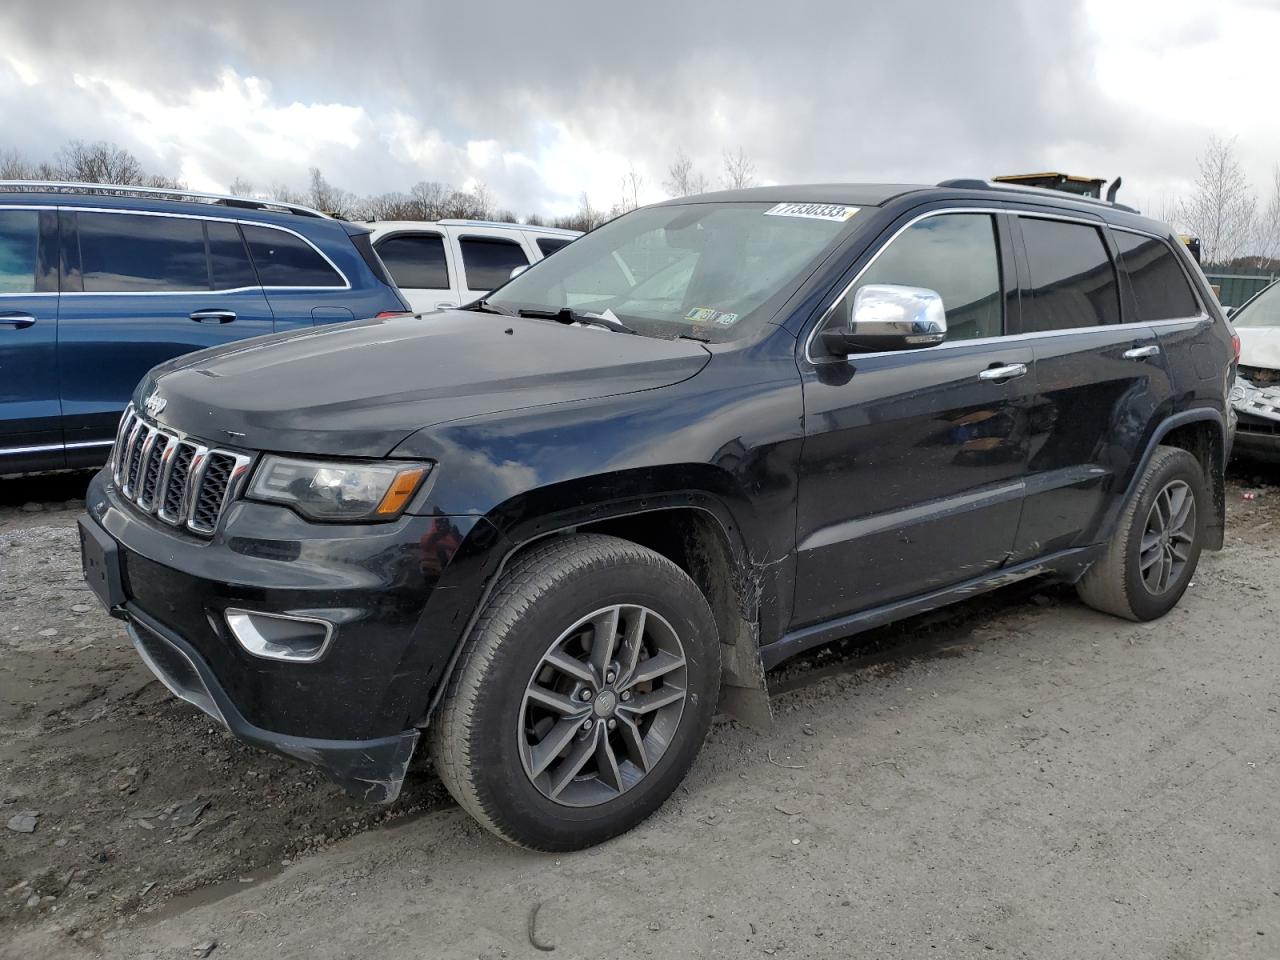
[1108,409,1227,551]
[420,499,773,731]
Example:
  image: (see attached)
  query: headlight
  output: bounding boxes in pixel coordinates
[247,456,431,522]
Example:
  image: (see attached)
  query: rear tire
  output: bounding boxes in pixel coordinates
[430,533,720,850]
[1076,445,1207,621]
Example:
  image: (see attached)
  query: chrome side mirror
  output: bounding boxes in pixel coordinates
[509,265,529,280]
[821,284,947,355]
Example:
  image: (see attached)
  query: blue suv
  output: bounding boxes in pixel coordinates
[0,182,409,476]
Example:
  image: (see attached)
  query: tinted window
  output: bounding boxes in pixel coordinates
[835,213,1003,341]
[207,220,257,290]
[242,224,343,288]
[1019,218,1120,332]
[0,210,39,294]
[78,212,208,292]
[376,233,450,289]
[1113,230,1199,321]
[536,236,572,257]
[459,236,529,290]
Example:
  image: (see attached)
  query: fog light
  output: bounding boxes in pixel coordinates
[224,609,334,663]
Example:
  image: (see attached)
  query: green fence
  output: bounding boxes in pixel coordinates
[1203,272,1276,308]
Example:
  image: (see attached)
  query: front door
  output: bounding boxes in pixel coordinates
[793,210,1033,626]
[0,206,62,472]
[450,228,533,303]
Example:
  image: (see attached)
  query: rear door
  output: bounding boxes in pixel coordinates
[372,229,456,312]
[449,228,533,303]
[1009,213,1173,559]
[793,209,1032,624]
[58,210,275,458]
[0,206,61,473]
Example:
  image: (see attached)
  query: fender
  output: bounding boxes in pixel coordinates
[408,490,766,729]
[1095,407,1228,550]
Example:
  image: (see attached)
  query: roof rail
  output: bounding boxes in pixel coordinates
[435,218,579,234]
[0,180,330,219]
[936,178,1139,214]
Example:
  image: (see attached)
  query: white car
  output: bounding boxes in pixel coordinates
[365,220,580,313]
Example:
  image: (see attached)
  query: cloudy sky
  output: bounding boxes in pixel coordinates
[1,0,1277,218]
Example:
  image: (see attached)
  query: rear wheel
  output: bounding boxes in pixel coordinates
[1077,445,1207,621]
[430,534,720,850]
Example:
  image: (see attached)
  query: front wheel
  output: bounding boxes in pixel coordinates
[430,534,720,850]
[1077,444,1208,621]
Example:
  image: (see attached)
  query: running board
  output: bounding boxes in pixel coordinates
[760,545,1100,670]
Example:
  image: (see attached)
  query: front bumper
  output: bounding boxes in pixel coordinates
[1230,377,1280,461]
[82,468,489,802]
[128,605,418,801]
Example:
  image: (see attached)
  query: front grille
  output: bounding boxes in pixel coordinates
[110,405,252,537]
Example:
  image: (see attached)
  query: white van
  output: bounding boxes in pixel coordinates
[365,220,581,313]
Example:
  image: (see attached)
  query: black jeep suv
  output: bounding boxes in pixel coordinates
[80,182,1234,850]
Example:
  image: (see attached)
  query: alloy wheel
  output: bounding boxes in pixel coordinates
[518,603,688,807]
[1138,479,1196,595]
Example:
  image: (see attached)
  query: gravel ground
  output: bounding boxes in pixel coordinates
[2,465,1278,960]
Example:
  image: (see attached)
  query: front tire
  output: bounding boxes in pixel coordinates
[430,534,720,850]
[1077,445,1208,621]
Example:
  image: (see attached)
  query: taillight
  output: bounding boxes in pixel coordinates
[375,311,412,319]
[1231,331,1241,365]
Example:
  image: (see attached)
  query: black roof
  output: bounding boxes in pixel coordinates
[654,183,927,208]
[656,181,1173,234]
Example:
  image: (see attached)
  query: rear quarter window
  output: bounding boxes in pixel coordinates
[242,224,344,288]
[1112,230,1199,321]
[536,236,572,257]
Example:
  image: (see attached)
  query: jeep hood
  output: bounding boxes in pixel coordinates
[139,311,710,456]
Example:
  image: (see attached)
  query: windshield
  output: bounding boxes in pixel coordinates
[489,201,857,341]
[1234,280,1280,328]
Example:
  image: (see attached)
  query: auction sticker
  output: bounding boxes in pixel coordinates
[686,307,740,326]
[764,202,859,222]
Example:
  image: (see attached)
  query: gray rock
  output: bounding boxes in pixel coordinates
[20,502,44,513]
[71,604,91,613]
[7,811,38,833]
[37,628,58,638]
[171,798,210,829]
[192,941,217,957]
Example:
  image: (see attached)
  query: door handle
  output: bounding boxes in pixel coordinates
[1123,344,1160,360]
[434,301,458,310]
[189,309,237,324]
[978,362,1028,382]
[0,311,36,329]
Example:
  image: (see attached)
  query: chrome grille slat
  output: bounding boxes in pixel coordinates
[107,408,251,538]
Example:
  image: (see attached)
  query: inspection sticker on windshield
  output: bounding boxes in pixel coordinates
[686,307,739,326]
[764,202,859,222]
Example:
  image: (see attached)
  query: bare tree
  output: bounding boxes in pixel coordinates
[1178,135,1256,267]
[55,140,147,184]
[228,177,256,198]
[307,168,357,218]
[1252,164,1280,267]
[721,147,756,190]
[0,148,32,179]
[665,149,708,197]
[409,181,448,219]
[618,165,644,212]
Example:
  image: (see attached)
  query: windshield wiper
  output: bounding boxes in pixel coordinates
[465,299,515,316]
[517,306,638,335]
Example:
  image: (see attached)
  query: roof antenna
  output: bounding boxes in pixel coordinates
[1106,177,1122,203]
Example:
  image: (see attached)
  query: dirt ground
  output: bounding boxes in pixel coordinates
[2,465,1279,960]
